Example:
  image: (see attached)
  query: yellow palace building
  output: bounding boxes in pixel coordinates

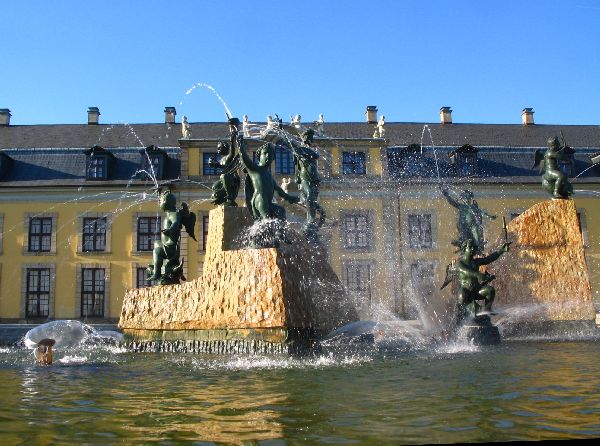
[0,106,599,323]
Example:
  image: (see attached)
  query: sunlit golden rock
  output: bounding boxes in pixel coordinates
[488,199,595,323]
[119,206,357,334]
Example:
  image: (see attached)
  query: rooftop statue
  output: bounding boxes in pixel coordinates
[373,115,385,138]
[291,114,302,129]
[292,128,326,237]
[315,114,325,136]
[242,114,251,137]
[181,116,192,139]
[532,135,574,199]
[442,238,510,328]
[208,135,241,206]
[440,186,496,255]
[147,189,196,285]
[235,119,299,222]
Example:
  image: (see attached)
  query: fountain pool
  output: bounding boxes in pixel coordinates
[2,339,600,444]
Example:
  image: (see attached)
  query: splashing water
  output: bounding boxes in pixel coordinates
[421,124,442,183]
[181,83,233,117]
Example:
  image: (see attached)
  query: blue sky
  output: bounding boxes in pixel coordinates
[1,1,599,125]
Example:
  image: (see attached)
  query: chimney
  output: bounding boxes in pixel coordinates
[365,106,378,124]
[0,109,11,126]
[164,106,177,124]
[87,107,100,125]
[521,108,535,125]
[439,106,452,124]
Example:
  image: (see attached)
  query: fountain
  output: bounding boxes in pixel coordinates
[118,118,358,354]
[115,107,597,353]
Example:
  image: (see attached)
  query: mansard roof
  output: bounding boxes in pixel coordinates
[0,146,180,187]
[2,121,600,149]
[0,121,599,185]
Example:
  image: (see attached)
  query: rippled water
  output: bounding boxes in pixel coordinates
[1,341,600,444]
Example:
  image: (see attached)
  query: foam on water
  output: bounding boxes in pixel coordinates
[172,352,373,371]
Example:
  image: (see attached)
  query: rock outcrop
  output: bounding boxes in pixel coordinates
[119,207,357,336]
[488,199,595,324]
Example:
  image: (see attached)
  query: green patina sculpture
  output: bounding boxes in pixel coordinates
[440,186,496,254]
[147,189,196,285]
[532,136,574,199]
[208,136,241,206]
[236,122,299,222]
[292,129,326,236]
[442,239,510,327]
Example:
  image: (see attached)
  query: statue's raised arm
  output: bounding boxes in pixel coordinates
[440,186,461,209]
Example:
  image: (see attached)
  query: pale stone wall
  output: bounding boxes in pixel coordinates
[119,206,357,332]
[488,199,595,322]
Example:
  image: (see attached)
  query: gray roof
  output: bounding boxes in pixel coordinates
[1,121,599,185]
[0,147,180,187]
[2,121,600,149]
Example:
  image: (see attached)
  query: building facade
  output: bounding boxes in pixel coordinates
[1,107,599,323]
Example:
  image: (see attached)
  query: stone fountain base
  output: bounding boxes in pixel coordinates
[119,207,358,354]
[488,199,596,337]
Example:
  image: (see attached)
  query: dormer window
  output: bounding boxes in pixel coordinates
[449,144,479,177]
[141,145,168,180]
[387,144,421,177]
[0,151,13,179]
[84,146,115,180]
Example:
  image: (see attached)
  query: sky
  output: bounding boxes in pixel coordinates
[1,1,599,126]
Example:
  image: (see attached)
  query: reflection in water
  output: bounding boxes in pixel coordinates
[1,343,600,443]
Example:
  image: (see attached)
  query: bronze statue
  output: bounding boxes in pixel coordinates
[440,186,496,254]
[532,136,574,199]
[208,137,241,206]
[292,129,326,236]
[442,239,510,327]
[147,189,196,285]
[237,128,299,222]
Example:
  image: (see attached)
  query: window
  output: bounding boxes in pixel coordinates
[82,217,106,252]
[275,145,295,175]
[406,262,435,319]
[408,214,432,249]
[450,144,478,177]
[202,215,210,251]
[343,213,371,249]
[342,151,366,175]
[26,268,50,317]
[143,155,162,179]
[344,262,372,302]
[387,145,420,177]
[81,268,105,317]
[84,146,113,180]
[88,156,105,179]
[29,217,52,252]
[136,267,154,288]
[137,217,161,251]
[141,146,167,180]
[203,152,222,176]
[459,154,478,176]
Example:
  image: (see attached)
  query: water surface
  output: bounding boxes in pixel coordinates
[1,342,600,444]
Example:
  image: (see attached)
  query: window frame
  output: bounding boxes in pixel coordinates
[342,151,367,175]
[275,144,295,175]
[340,210,374,252]
[136,216,161,252]
[80,267,106,318]
[25,267,51,318]
[82,217,107,252]
[202,152,222,176]
[28,217,53,253]
[407,213,434,250]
